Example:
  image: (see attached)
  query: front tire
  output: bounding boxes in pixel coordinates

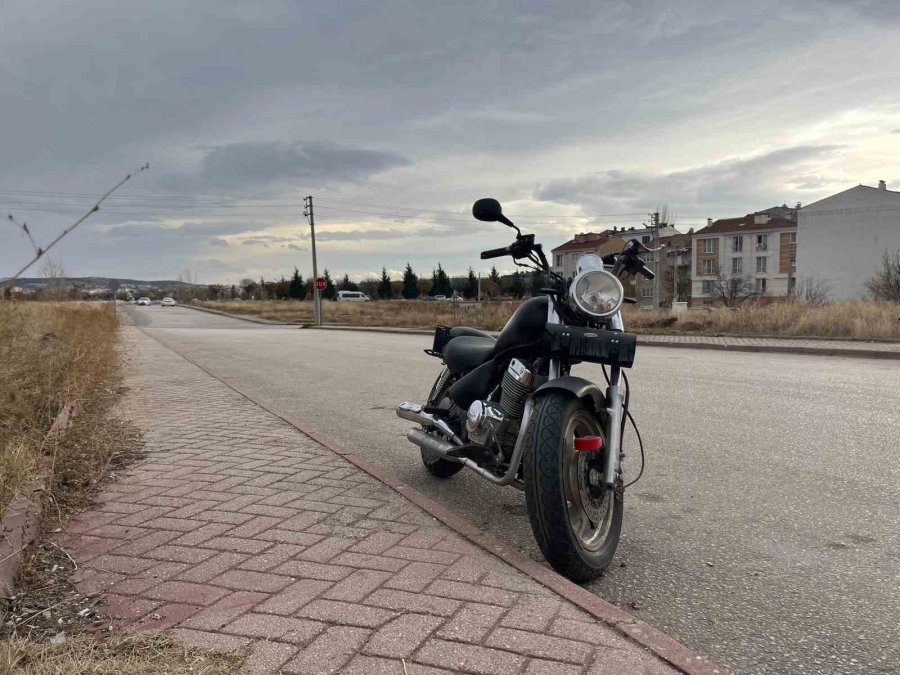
[523,393,623,582]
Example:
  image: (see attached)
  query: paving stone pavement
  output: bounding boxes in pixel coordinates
[61,327,679,674]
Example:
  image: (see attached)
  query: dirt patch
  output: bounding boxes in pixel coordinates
[1,632,246,674]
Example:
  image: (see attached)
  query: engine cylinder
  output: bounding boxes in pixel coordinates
[500,359,534,419]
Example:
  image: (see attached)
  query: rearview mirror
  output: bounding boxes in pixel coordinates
[472,198,518,232]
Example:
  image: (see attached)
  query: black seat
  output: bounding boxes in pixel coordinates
[448,326,495,341]
[443,336,495,374]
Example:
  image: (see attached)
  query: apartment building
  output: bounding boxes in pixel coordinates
[691,209,797,304]
[797,182,900,299]
[551,232,611,280]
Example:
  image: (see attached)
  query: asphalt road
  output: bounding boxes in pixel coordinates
[122,304,899,674]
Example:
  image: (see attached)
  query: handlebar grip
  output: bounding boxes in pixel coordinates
[480,246,509,260]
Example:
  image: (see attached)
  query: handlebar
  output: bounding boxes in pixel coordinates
[480,245,510,260]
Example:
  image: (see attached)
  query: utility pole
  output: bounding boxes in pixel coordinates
[303,195,322,326]
[650,211,661,309]
[478,272,482,302]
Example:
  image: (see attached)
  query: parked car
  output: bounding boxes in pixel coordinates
[432,295,447,301]
[335,290,370,302]
[137,297,151,306]
[161,297,176,307]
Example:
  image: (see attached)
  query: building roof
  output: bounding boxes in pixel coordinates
[551,233,613,253]
[801,183,900,210]
[693,214,796,237]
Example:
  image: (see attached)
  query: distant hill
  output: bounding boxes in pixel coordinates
[8,277,207,290]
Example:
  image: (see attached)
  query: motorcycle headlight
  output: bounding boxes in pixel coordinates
[568,268,624,317]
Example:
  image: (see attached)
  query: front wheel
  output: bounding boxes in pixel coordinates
[523,393,623,582]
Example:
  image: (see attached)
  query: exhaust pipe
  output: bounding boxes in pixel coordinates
[407,427,459,457]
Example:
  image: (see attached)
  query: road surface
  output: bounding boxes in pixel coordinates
[122,304,899,674]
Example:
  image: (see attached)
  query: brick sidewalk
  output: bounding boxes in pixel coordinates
[61,328,683,674]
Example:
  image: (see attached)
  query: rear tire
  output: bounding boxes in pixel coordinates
[420,368,464,479]
[523,393,623,582]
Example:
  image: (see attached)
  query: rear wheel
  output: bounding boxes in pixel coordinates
[523,393,623,581]
[420,368,464,478]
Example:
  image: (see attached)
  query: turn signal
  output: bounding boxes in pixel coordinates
[574,436,603,452]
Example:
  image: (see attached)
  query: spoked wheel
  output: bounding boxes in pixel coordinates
[420,368,464,478]
[523,393,623,582]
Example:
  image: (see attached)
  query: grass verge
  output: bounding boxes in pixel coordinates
[0,632,246,674]
[198,299,900,340]
[0,302,119,515]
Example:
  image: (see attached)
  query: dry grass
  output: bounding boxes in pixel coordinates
[0,302,119,515]
[0,632,246,674]
[200,299,900,340]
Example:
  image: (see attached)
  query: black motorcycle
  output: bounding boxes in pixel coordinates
[397,198,657,581]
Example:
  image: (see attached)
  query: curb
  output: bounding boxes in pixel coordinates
[0,480,44,602]
[180,304,294,325]
[307,324,900,360]
[1,402,77,604]
[139,326,727,675]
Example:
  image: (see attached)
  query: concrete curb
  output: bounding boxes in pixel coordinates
[306,324,900,360]
[1,402,77,604]
[0,480,44,602]
[181,303,294,325]
[140,326,727,675]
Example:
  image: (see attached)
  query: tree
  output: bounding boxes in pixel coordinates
[378,267,393,299]
[339,274,359,292]
[289,268,307,300]
[359,278,379,299]
[675,268,691,303]
[792,276,831,306]
[489,265,501,286]
[711,272,757,308]
[207,284,225,300]
[401,263,419,299]
[240,278,258,299]
[464,268,478,299]
[321,269,336,300]
[41,257,68,300]
[430,263,452,297]
[865,250,900,302]
[530,269,548,296]
[510,271,525,299]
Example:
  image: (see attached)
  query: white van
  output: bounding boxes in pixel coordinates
[335,290,371,302]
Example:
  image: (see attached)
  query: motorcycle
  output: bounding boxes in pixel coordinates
[397,198,659,581]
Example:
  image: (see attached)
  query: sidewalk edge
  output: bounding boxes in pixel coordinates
[140,327,727,675]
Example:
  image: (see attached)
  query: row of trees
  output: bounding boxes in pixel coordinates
[211,263,546,301]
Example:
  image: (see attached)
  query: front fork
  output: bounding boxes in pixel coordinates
[547,303,625,491]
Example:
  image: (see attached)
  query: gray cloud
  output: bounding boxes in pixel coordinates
[181,141,410,192]
[534,146,842,216]
[209,238,229,247]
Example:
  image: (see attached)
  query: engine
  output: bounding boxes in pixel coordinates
[466,359,535,450]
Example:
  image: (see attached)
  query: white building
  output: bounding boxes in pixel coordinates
[797,182,900,299]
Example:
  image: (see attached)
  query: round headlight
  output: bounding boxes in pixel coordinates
[568,269,624,317]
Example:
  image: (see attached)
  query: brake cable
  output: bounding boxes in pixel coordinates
[601,367,645,489]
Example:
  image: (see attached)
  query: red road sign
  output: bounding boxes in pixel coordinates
[315,277,326,292]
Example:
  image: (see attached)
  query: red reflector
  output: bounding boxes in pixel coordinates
[574,436,602,452]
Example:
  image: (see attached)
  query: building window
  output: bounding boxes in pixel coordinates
[790,255,796,268]
[732,236,743,252]
[570,253,579,262]
[789,232,797,245]
[756,256,767,274]
[641,235,651,243]
[702,280,716,296]
[755,278,767,294]
[702,259,715,274]
[732,258,742,274]
[555,254,563,267]
[756,234,768,251]
[703,238,715,254]
[641,287,654,298]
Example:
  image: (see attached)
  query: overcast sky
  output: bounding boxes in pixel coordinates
[2,0,899,284]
